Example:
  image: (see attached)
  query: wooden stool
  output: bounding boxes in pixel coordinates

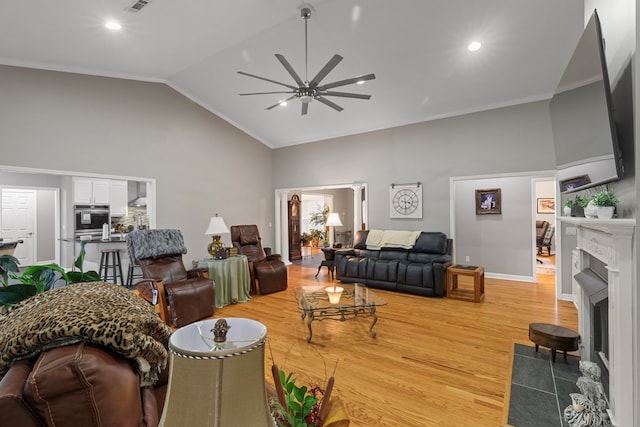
[528,323,580,363]
[99,249,124,286]
[126,262,144,287]
[446,265,485,302]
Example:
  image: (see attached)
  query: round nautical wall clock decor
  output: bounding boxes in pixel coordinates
[390,183,422,219]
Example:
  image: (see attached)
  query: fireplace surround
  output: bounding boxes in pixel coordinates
[559,217,636,426]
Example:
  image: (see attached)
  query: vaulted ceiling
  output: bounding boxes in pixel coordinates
[0,0,584,148]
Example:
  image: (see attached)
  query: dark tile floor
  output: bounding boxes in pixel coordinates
[508,343,581,427]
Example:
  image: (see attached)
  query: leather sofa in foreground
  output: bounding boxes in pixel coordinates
[0,343,169,427]
[0,282,172,427]
[335,230,453,297]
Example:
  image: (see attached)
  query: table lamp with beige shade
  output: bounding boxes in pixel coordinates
[205,214,229,259]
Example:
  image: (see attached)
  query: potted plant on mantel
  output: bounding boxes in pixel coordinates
[565,195,591,217]
[592,188,618,219]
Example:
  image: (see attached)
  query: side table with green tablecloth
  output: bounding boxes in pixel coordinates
[198,255,251,308]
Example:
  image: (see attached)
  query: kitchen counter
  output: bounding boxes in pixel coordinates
[60,237,130,282]
[60,236,128,243]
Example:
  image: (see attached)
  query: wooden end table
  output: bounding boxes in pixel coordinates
[529,322,580,363]
[446,264,485,302]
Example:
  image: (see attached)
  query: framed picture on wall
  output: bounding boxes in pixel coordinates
[559,174,591,192]
[537,198,555,214]
[475,188,501,215]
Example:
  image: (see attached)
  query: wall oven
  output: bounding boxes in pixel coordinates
[74,205,110,236]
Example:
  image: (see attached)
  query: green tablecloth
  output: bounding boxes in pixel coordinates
[199,255,251,308]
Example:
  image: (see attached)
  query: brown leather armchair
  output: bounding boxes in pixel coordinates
[536,220,550,255]
[128,229,216,328]
[230,225,288,294]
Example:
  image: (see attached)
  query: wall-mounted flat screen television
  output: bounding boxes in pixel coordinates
[550,9,623,194]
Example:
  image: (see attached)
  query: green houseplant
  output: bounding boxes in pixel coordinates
[300,232,312,247]
[0,241,101,306]
[309,229,325,248]
[567,195,591,217]
[308,205,329,248]
[592,188,618,219]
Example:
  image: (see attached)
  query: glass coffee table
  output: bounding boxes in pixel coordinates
[294,283,387,343]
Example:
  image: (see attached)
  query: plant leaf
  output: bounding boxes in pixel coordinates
[74,241,88,271]
[0,284,37,305]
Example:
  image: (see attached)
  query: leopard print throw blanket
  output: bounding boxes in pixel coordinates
[0,282,172,386]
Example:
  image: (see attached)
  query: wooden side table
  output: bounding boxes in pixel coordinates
[446,265,485,302]
[315,248,336,280]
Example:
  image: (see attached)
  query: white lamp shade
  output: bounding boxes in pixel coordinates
[325,212,343,227]
[160,318,273,426]
[205,216,229,235]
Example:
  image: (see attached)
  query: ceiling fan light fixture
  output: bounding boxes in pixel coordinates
[237,4,375,115]
[468,41,482,52]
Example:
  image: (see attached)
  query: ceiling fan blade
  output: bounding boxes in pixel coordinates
[301,102,309,116]
[315,96,344,112]
[240,91,294,96]
[265,95,296,111]
[317,73,376,91]
[309,54,343,88]
[275,54,304,87]
[321,91,371,100]
[237,71,297,90]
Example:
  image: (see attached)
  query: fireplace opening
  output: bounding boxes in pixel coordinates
[574,257,609,399]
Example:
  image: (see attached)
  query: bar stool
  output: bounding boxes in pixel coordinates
[126,257,144,287]
[99,248,125,285]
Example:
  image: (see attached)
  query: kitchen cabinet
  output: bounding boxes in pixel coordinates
[73,178,110,205]
[109,180,128,216]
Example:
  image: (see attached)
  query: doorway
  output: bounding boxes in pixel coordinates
[275,183,367,262]
[1,187,59,266]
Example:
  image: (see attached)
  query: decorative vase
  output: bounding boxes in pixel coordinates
[571,206,584,217]
[584,201,598,219]
[596,206,614,219]
[563,206,572,216]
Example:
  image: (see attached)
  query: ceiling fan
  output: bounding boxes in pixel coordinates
[238,5,375,115]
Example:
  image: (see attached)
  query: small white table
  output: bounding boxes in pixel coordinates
[199,255,251,308]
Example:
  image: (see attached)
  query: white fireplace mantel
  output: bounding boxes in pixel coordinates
[558,216,636,427]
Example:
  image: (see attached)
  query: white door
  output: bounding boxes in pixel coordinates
[1,189,36,266]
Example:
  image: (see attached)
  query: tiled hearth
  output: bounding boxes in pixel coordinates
[559,217,636,426]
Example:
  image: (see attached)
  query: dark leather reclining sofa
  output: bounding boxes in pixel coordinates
[335,230,453,297]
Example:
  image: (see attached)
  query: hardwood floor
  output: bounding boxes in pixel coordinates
[213,264,577,426]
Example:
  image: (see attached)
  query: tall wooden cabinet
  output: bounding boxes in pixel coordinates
[288,194,302,261]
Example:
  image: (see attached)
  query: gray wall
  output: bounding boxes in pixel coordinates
[36,190,56,262]
[274,101,557,277]
[453,175,541,278]
[0,65,273,264]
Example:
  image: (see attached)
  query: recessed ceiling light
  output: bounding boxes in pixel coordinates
[467,41,482,52]
[105,21,122,31]
[280,101,288,107]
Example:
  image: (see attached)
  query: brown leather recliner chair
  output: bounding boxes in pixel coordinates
[230,225,288,294]
[0,343,169,427]
[128,229,216,328]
